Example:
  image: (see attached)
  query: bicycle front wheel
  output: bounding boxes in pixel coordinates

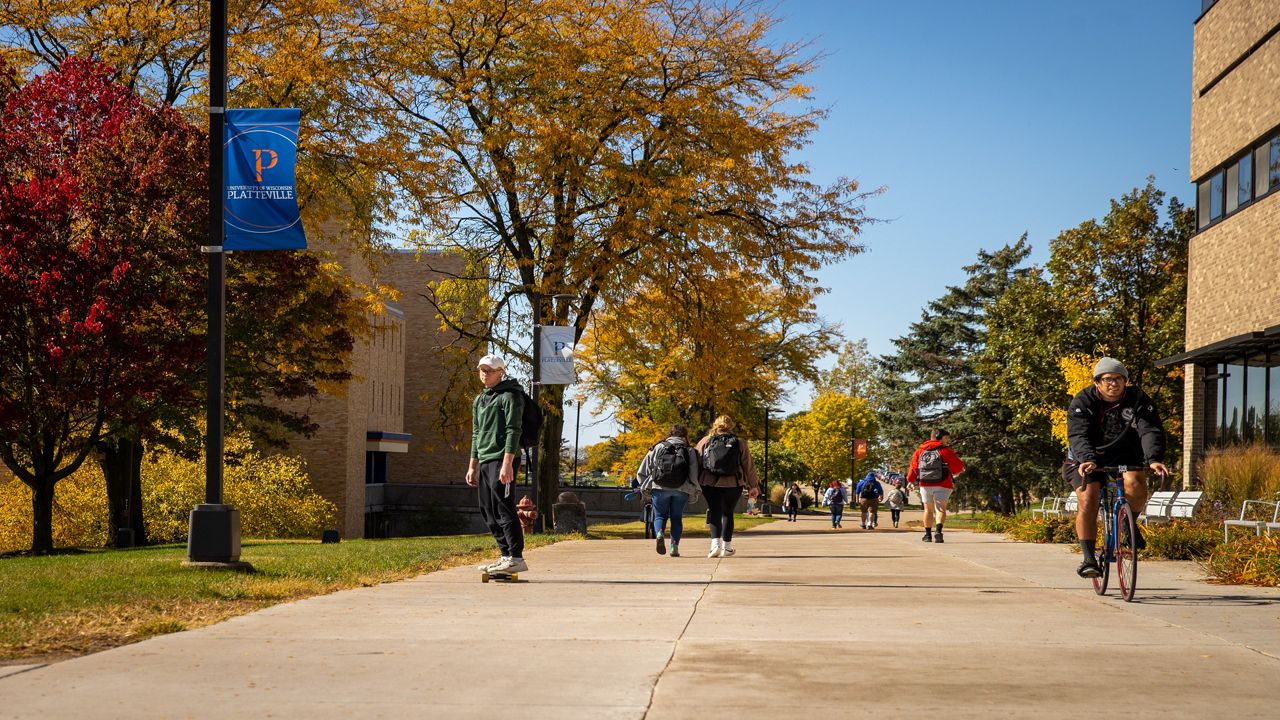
[1116,503,1138,602]
[1092,509,1110,595]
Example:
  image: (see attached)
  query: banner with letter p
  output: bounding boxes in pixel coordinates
[539,326,576,385]
[223,108,307,250]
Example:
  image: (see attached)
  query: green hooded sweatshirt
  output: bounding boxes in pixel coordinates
[471,377,524,463]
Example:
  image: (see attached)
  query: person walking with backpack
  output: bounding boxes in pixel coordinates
[906,428,965,543]
[783,482,803,521]
[855,471,884,530]
[822,479,847,529]
[695,415,760,557]
[636,425,701,557]
[885,480,908,529]
[465,355,531,575]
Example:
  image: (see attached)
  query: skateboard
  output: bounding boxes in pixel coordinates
[481,570,521,583]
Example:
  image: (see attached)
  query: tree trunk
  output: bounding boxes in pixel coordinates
[537,385,566,531]
[99,436,149,547]
[30,478,55,554]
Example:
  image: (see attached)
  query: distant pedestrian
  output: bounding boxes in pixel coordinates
[906,428,966,543]
[695,415,760,558]
[823,479,847,529]
[886,481,908,528]
[783,482,803,521]
[465,355,528,575]
[855,471,884,530]
[636,424,701,558]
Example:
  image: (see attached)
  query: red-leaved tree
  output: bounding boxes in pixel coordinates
[0,57,208,553]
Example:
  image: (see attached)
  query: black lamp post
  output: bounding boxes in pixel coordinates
[571,395,583,486]
[186,0,245,568]
[763,407,781,516]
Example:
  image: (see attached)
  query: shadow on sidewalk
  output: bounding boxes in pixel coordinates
[1128,593,1280,607]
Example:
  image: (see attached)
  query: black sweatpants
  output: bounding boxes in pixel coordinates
[477,458,524,558]
[704,485,744,541]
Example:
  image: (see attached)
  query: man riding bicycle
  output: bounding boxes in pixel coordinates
[1065,357,1169,579]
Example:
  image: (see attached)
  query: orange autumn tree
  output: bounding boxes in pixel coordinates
[579,265,840,478]
[373,0,876,521]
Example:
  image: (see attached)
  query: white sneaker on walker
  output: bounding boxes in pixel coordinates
[720,543,735,557]
[707,539,722,558]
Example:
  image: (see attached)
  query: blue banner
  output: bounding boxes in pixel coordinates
[223,108,306,250]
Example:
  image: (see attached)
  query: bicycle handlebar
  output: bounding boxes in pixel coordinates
[1097,465,1167,477]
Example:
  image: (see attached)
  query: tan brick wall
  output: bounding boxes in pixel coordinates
[1182,364,1206,486]
[1190,0,1280,178]
[381,251,473,485]
[1185,192,1280,348]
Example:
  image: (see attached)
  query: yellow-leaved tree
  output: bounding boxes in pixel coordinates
[780,392,878,485]
[1049,354,1096,450]
[375,0,876,522]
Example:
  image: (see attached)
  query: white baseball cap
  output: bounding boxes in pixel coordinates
[477,354,506,370]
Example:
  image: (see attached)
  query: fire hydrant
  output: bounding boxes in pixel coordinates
[516,495,538,535]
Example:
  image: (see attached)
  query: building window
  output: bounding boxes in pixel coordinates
[1201,0,1217,15]
[1196,128,1280,231]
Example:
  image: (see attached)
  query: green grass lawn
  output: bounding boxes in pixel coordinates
[0,533,564,663]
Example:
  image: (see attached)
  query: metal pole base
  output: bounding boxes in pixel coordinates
[186,504,243,564]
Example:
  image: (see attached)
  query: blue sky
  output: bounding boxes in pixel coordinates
[574,0,1199,444]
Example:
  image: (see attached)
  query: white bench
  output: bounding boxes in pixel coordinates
[1139,491,1179,524]
[1061,494,1078,516]
[1030,496,1064,518]
[1166,491,1203,521]
[1223,500,1280,541]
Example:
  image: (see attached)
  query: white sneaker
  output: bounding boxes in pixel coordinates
[708,539,722,558]
[720,543,736,557]
[488,557,527,574]
[478,556,509,571]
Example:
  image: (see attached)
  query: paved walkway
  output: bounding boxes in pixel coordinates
[3,515,1278,718]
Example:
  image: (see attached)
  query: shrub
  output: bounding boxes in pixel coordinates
[1,446,336,552]
[1205,535,1280,587]
[1201,443,1280,516]
[974,512,1015,533]
[1141,521,1222,560]
[0,467,110,553]
[1005,516,1071,544]
[144,450,337,543]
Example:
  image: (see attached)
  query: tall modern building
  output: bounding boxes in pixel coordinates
[1160,0,1280,481]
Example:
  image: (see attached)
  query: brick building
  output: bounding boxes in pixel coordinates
[283,247,472,538]
[1160,0,1280,481]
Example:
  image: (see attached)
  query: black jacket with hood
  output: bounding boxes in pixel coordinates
[1066,385,1164,466]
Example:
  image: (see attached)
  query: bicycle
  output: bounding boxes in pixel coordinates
[1090,465,1147,602]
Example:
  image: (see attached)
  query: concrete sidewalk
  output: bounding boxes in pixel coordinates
[3,515,1278,718]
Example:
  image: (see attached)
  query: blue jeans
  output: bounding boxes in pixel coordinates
[830,503,844,527]
[651,489,689,542]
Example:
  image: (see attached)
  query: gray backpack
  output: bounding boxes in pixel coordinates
[917,449,947,482]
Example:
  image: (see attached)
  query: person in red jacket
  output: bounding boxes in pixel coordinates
[906,428,965,543]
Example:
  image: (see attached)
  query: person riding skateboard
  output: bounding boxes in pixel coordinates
[466,355,528,576]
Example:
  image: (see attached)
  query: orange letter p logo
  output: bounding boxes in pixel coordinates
[253,149,279,182]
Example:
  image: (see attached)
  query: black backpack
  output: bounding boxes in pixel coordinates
[916,448,947,482]
[651,441,690,488]
[702,433,742,477]
[859,480,879,499]
[502,387,543,449]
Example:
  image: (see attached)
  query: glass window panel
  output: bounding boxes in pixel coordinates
[1210,170,1225,221]
[1203,368,1219,447]
[1255,144,1270,195]
[1226,162,1240,213]
[1224,362,1243,443]
[1239,152,1253,205]
[1270,364,1280,446]
[1247,357,1267,441]
[1271,137,1280,190]
[1198,180,1211,229]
